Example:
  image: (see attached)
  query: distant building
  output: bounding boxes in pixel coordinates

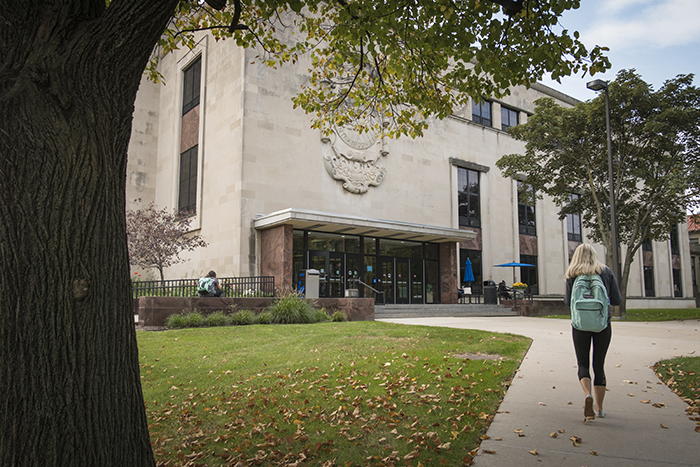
[125,33,695,309]
[688,216,700,306]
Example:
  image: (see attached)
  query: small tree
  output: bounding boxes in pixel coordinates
[126,200,207,282]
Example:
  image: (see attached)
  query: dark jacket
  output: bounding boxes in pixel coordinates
[564,266,622,324]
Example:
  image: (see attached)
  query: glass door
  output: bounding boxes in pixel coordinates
[309,251,329,297]
[346,254,361,293]
[379,257,394,304]
[396,258,409,304]
[328,252,344,297]
[309,251,346,298]
[411,260,424,303]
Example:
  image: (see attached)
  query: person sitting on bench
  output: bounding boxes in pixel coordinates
[497,280,512,300]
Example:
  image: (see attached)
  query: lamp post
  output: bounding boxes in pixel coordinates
[587,79,621,291]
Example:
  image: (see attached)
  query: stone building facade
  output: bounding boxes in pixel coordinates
[126,33,695,308]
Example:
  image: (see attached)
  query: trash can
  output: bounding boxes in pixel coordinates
[299,269,320,299]
[483,280,497,304]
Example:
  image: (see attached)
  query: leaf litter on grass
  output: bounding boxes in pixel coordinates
[138,323,530,466]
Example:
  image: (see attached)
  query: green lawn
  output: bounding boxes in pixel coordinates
[543,308,700,322]
[138,321,531,466]
[654,356,700,431]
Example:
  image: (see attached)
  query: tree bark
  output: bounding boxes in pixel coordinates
[0,1,178,465]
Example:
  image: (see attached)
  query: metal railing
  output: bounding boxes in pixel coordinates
[132,276,275,300]
[347,278,386,304]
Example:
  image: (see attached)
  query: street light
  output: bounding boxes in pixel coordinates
[587,79,621,289]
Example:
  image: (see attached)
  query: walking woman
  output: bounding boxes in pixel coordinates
[564,244,622,419]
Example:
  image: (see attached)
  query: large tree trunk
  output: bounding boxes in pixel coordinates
[0,1,178,465]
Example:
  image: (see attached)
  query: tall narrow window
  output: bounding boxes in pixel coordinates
[644,266,655,297]
[182,57,201,115]
[672,268,682,297]
[518,181,536,236]
[472,99,492,126]
[458,167,480,228]
[501,106,519,131]
[670,225,680,255]
[566,193,582,242]
[179,56,201,215]
[178,145,198,214]
[520,254,538,294]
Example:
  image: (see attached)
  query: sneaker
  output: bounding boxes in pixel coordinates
[584,395,595,419]
[596,409,605,418]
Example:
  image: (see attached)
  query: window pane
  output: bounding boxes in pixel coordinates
[458,167,467,191]
[469,194,480,219]
[425,243,438,260]
[178,147,198,213]
[364,237,377,255]
[182,57,201,115]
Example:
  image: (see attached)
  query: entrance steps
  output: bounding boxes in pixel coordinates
[375,303,517,319]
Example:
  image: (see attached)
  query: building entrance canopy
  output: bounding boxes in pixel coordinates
[253,208,477,243]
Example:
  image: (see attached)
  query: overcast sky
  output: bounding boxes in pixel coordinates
[539,0,700,101]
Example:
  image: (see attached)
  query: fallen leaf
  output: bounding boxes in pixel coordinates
[590,450,598,456]
[528,449,538,456]
[549,432,558,438]
[640,400,651,404]
[494,438,502,441]
[652,402,667,408]
[482,450,496,454]
[570,436,582,446]
[660,424,669,429]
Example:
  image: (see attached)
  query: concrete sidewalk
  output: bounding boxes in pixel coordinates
[379,316,700,467]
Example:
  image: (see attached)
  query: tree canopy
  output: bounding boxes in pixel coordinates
[496,70,700,311]
[156,0,610,137]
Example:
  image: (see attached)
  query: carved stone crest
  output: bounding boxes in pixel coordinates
[321,119,388,194]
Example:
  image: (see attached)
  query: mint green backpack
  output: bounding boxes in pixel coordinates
[570,274,609,332]
[197,277,214,294]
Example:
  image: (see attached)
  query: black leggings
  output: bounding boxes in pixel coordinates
[572,325,612,386]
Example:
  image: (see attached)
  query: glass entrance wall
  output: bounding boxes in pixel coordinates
[294,230,442,304]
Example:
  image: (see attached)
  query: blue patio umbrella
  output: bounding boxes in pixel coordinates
[494,261,535,284]
[463,258,475,283]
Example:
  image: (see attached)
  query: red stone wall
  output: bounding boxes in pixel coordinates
[260,225,293,292]
[439,243,458,304]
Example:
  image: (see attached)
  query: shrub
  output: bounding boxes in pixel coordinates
[331,310,347,322]
[184,311,205,327]
[267,292,317,324]
[205,311,230,327]
[314,308,330,322]
[165,313,187,328]
[231,310,255,326]
[255,311,272,325]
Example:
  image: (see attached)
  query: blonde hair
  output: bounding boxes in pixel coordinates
[565,244,606,280]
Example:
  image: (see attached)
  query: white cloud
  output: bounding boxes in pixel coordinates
[583,0,700,50]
